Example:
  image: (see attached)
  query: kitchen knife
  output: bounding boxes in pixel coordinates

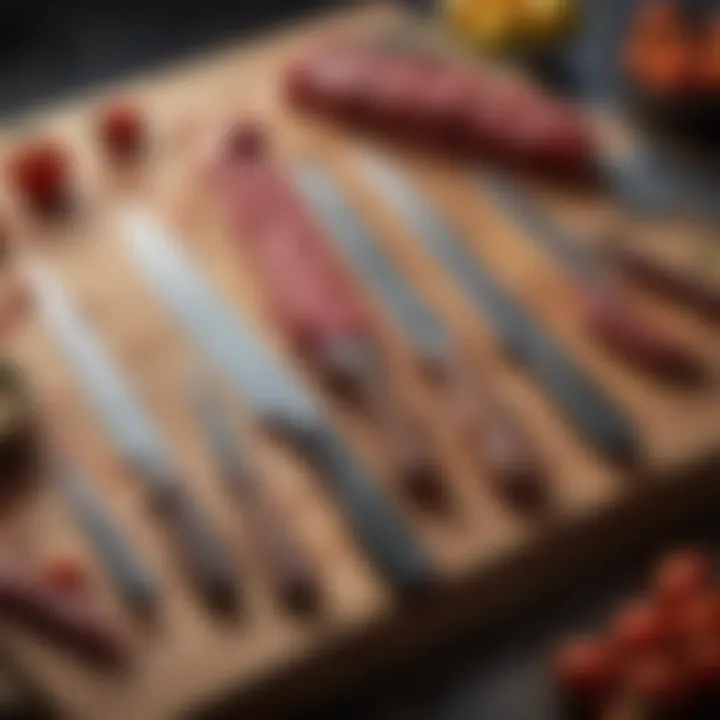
[188,380,319,614]
[55,460,157,614]
[0,357,157,614]
[481,173,704,383]
[293,162,546,510]
[213,128,445,509]
[29,262,237,612]
[356,154,636,463]
[117,208,434,597]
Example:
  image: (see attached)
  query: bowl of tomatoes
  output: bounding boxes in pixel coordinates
[623,0,720,143]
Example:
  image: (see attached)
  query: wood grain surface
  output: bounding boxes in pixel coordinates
[0,4,717,718]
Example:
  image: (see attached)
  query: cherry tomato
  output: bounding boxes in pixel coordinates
[627,651,689,705]
[684,636,720,691]
[98,100,146,157]
[553,635,616,694]
[42,553,88,593]
[611,599,668,659]
[653,550,712,608]
[670,592,720,644]
[8,141,71,213]
[697,16,720,91]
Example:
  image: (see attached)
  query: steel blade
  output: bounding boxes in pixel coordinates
[29,262,176,488]
[119,209,322,430]
[30,262,238,610]
[117,208,434,595]
[480,171,600,280]
[293,162,448,359]
[356,154,636,462]
[58,462,157,612]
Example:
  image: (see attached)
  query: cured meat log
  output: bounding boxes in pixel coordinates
[284,44,596,180]
[213,122,446,510]
[0,562,127,666]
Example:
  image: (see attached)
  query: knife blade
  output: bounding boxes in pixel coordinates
[117,208,434,597]
[293,163,449,366]
[355,154,636,463]
[481,173,704,383]
[213,129,444,510]
[188,380,318,614]
[57,460,157,614]
[293,162,546,510]
[29,262,237,612]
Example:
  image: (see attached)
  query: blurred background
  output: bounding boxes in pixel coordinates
[0,0,634,115]
[0,1,718,718]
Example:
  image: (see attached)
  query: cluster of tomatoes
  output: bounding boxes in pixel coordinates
[6,101,145,216]
[624,1,720,96]
[554,549,720,718]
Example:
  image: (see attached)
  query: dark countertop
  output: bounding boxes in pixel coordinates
[1,2,718,719]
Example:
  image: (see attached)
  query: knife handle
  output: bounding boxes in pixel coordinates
[581,281,705,384]
[436,352,547,511]
[61,467,157,614]
[606,244,720,323]
[315,338,446,510]
[264,415,435,598]
[147,478,237,613]
[240,485,318,614]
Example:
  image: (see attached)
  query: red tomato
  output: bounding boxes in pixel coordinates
[553,636,617,694]
[611,599,668,659]
[653,550,712,608]
[42,553,88,593]
[98,100,146,157]
[627,651,690,705]
[684,636,720,691]
[670,592,720,644]
[8,141,71,213]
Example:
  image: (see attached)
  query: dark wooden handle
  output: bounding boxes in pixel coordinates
[242,487,318,614]
[150,481,237,612]
[262,415,434,597]
[315,338,445,509]
[436,351,546,511]
[0,564,127,666]
[607,244,720,323]
[581,281,705,384]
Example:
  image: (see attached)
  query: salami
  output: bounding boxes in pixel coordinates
[284,44,596,179]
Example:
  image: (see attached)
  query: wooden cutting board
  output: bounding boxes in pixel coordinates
[0,4,717,718]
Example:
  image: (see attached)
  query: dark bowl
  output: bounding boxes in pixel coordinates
[626,80,720,148]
